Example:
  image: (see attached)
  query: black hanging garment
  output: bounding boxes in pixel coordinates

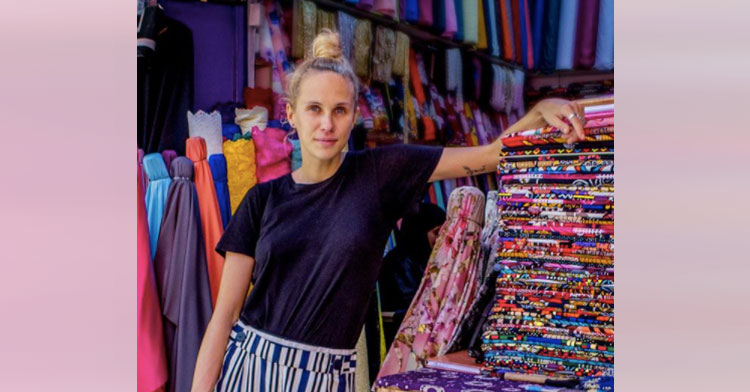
[138,6,194,155]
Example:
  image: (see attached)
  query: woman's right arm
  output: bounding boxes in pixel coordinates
[191,251,255,392]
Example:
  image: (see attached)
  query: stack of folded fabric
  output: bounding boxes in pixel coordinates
[480,101,614,378]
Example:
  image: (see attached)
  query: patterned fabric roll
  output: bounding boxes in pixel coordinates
[354,19,373,77]
[378,187,486,377]
[372,26,396,83]
[301,0,317,58]
[338,11,357,64]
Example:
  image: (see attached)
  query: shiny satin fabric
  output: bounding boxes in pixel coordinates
[144,153,172,259]
[137,160,168,392]
[185,137,225,309]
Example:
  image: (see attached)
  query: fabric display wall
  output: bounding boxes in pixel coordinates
[478,99,614,379]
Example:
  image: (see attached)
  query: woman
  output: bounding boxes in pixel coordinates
[191,29,585,392]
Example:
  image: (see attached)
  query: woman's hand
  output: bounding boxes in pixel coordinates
[528,98,587,144]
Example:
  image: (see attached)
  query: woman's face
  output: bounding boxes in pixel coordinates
[286,71,358,163]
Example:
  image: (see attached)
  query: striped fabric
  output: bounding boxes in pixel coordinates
[215,320,357,392]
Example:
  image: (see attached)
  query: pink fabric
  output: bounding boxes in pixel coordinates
[251,126,293,183]
[374,0,397,16]
[442,0,458,38]
[378,187,485,378]
[137,161,168,392]
[418,0,434,25]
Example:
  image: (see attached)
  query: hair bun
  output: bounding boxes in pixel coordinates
[310,29,343,60]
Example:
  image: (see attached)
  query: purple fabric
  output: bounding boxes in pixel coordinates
[161,150,178,172]
[163,0,244,111]
[375,367,548,391]
[574,0,601,69]
[153,156,213,392]
[418,0,434,25]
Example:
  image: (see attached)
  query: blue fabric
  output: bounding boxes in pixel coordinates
[485,0,500,57]
[290,139,302,171]
[531,0,545,69]
[556,0,579,70]
[594,0,614,70]
[222,124,241,141]
[209,154,232,228]
[406,0,419,23]
[540,0,561,72]
[143,153,172,258]
[454,0,463,41]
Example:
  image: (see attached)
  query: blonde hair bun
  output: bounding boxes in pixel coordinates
[310,29,343,60]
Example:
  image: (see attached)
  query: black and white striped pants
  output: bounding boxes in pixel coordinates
[214,320,357,392]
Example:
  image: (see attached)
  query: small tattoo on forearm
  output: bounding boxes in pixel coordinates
[463,165,486,176]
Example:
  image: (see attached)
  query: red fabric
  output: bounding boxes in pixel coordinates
[186,137,225,308]
[511,0,523,63]
[243,86,274,114]
[499,0,514,61]
[137,161,168,392]
[409,49,436,141]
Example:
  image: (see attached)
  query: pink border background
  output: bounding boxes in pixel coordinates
[0,1,747,390]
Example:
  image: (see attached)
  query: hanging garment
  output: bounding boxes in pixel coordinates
[161,150,177,174]
[301,0,317,58]
[378,187,485,378]
[186,137,225,309]
[187,110,223,157]
[531,0,545,69]
[461,0,478,44]
[144,153,172,259]
[442,0,458,38]
[433,0,447,36]
[375,367,547,391]
[556,0,580,70]
[137,161,168,392]
[153,157,213,392]
[392,32,410,77]
[208,154,232,229]
[354,19,373,78]
[499,0,515,61]
[214,320,358,392]
[338,11,357,64]
[574,0,601,69]
[540,0,562,72]
[409,50,436,141]
[252,127,293,183]
[372,26,396,83]
[594,0,614,70]
[138,9,193,156]
[519,0,535,69]
[223,138,258,214]
[235,106,268,135]
[476,0,488,49]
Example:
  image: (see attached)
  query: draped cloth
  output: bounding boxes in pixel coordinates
[208,154,232,229]
[144,153,172,259]
[186,137,225,308]
[556,0,579,70]
[153,157,213,392]
[540,0,562,72]
[377,187,485,379]
[251,127,293,183]
[594,0,614,70]
[161,150,177,173]
[223,138,258,214]
[574,0,601,69]
[137,160,168,392]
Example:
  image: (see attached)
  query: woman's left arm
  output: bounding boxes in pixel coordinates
[429,98,586,182]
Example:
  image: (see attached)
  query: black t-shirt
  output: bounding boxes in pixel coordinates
[215,144,444,349]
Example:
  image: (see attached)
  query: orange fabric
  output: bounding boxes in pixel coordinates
[409,49,436,141]
[499,0,514,61]
[186,137,225,309]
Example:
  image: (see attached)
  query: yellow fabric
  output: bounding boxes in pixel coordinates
[477,0,488,49]
[223,139,258,214]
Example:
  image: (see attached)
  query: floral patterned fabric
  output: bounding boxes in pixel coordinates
[378,187,486,379]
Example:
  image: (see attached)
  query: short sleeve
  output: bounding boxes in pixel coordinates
[371,144,444,220]
[215,184,267,258]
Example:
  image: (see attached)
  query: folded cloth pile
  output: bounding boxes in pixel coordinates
[480,104,614,378]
